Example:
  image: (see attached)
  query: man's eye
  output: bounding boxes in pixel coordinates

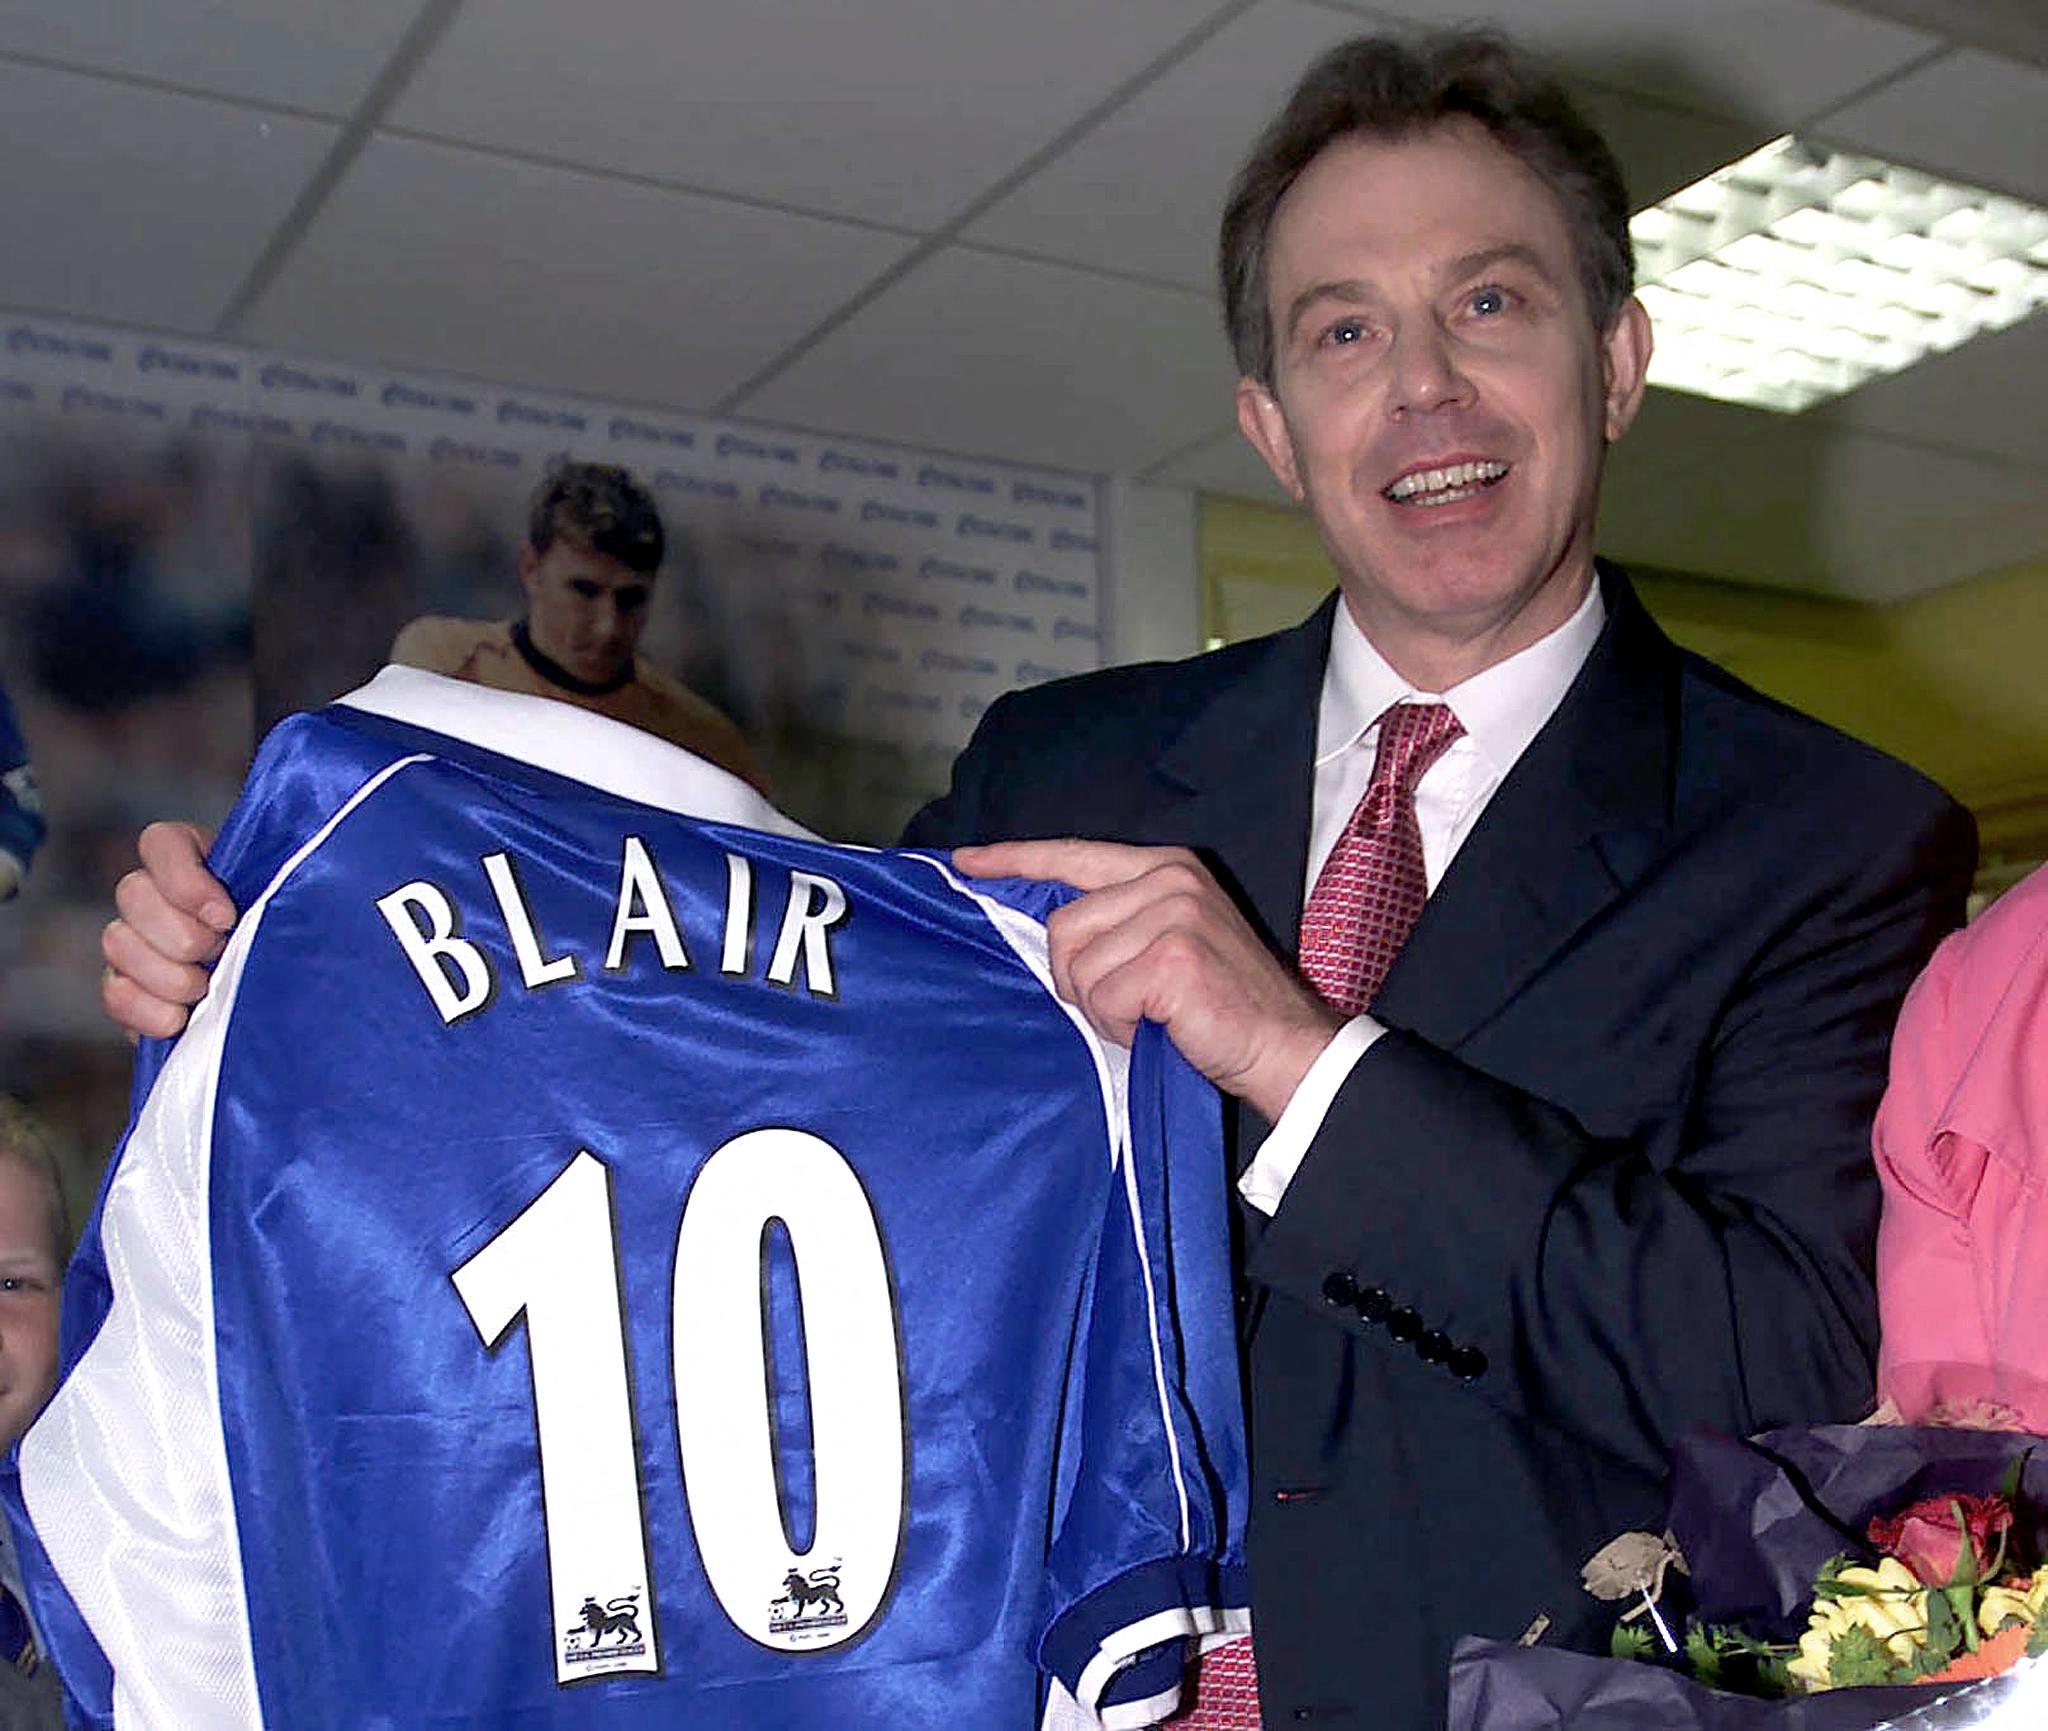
[1468,286,1509,316]
[1323,319,1365,347]
[570,581,602,598]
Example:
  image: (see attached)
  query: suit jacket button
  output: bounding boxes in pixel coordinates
[1449,1344,1489,1380]
[1321,1270,1360,1309]
[1354,1285,1392,1324]
[1385,1305,1423,1343]
[1416,1329,1452,1364]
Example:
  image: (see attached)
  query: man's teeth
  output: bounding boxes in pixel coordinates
[1384,460,1508,504]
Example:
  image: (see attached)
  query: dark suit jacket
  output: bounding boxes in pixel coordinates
[903,567,1975,1729]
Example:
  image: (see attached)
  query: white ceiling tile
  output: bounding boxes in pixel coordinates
[1808,311,2048,468]
[966,1,1374,290]
[1598,388,2048,599]
[1147,424,1293,502]
[392,0,1226,231]
[238,137,915,410]
[739,247,1232,475]
[0,61,334,331]
[1335,0,1937,130]
[0,0,426,115]
[1567,83,1762,210]
[1817,48,2048,203]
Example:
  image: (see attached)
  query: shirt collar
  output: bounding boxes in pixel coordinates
[1316,577,1606,777]
[336,665,815,839]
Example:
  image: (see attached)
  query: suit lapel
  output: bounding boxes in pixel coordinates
[1374,568,1678,1051]
[1147,596,1332,962]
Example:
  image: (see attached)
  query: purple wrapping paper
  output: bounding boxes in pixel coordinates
[1446,1424,2048,1731]
[1669,1425,2048,1633]
[1449,1639,2041,1730]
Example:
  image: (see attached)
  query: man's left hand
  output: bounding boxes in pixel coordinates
[952,840,1342,1122]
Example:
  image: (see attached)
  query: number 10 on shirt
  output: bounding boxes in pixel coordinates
[451,1132,909,1684]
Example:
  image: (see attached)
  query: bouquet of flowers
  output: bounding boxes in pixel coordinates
[1449,1424,2048,1730]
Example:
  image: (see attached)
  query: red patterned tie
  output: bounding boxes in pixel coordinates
[1174,1634,1264,1727]
[1173,707,1460,1728]
[1297,702,1463,1015]
[1174,706,1461,1729]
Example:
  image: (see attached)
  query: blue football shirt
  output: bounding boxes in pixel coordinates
[10,668,1248,1729]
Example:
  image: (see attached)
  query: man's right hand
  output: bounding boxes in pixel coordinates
[101,822,235,1039]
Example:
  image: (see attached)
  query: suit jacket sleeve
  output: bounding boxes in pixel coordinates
[1248,792,1975,1474]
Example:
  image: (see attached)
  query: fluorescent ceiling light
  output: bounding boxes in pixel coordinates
[1630,136,2048,413]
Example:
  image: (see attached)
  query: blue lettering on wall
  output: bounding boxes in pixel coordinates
[312,421,406,453]
[865,593,940,622]
[61,387,166,421]
[654,469,739,501]
[919,648,998,677]
[496,399,588,431]
[1050,528,1100,553]
[716,432,800,464]
[1011,479,1088,511]
[259,363,359,397]
[428,436,521,468]
[610,415,695,449]
[819,543,900,575]
[860,499,940,530]
[918,557,997,586]
[8,327,112,362]
[958,605,1038,633]
[1015,660,1081,686]
[956,514,1033,543]
[821,448,900,480]
[139,346,241,383]
[917,463,996,495]
[1052,617,1102,643]
[190,405,292,437]
[759,484,840,514]
[1013,569,1087,598]
[383,382,478,415]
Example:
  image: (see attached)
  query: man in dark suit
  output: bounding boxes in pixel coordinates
[907,31,1973,1729]
[104,31,1972,1730]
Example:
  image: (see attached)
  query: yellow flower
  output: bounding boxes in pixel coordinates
[1785,1559,1929,1692]
[1979,1564,2048,1637]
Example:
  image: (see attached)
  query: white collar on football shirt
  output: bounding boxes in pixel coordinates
[337,665,817,842]
[1315,573,1606,782]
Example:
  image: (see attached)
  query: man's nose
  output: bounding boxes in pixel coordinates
[1387,322,1473,419]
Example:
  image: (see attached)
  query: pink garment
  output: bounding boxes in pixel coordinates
[1875,863,2048,1430]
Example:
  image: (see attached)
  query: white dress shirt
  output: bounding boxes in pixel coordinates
[1236,578,1607,1215]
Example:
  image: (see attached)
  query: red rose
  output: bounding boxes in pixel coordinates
[1867,1494,2013,1586]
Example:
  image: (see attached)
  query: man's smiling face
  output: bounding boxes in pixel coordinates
[1236,117,1650,687]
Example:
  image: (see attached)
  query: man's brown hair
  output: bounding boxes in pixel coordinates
[527,462,666,575]
[1219,30,1635,384]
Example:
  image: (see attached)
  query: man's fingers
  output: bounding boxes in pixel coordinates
[113,868,227,969]
[135,821,233,930]
[100,963,194,1043]
[952,838,1191,893]
[101,913,213,1012]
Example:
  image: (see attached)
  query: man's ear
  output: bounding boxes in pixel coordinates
[1601,296,1653,444]
[515,543,540,602]
[1236,377,1305,501]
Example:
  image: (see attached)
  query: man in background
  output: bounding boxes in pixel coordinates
[393,462,767,792]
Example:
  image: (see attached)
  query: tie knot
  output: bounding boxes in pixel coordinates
[1369,702,1462,794]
